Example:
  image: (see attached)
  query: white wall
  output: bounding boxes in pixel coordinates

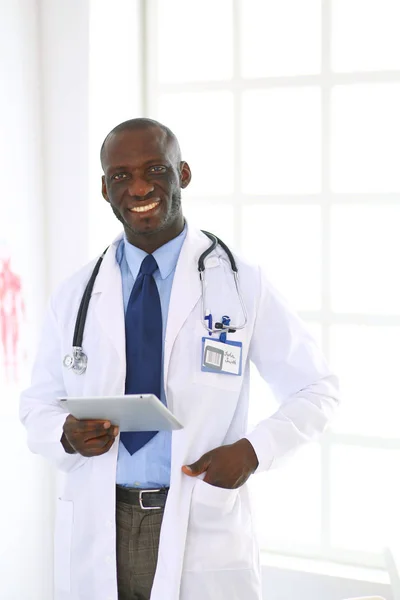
[0,1,52,599]
[0,1,141,597]
[0,1,92,598]
[40,0,90,291]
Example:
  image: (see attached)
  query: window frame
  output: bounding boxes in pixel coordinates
[143,0,400,569]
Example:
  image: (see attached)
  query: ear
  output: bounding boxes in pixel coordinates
[101,175,110,202]
[180,161,191,189]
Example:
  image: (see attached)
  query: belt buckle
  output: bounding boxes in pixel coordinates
[139,488,162,510]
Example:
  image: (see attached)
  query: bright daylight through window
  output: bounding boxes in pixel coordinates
[91,0,400,570]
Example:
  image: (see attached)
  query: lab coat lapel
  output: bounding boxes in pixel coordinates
[164,226,209,389]
[88,228,210,393]
[91,235,125,364]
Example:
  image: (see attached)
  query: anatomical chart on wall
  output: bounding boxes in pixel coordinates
[0,248,26,386]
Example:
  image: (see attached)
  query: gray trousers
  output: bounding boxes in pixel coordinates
[116,498,164,600]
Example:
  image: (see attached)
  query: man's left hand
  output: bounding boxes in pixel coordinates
[181,438,259,489]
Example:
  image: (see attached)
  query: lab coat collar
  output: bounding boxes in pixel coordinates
[162,224,211,398]
[91,232,123,295]
[90,233,125,362]
[92,222,207,294]
[90,223,213,369]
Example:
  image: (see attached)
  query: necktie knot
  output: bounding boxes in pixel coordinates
[140,254,158,276]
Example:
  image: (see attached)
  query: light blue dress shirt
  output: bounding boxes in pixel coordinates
[116,225,187,488]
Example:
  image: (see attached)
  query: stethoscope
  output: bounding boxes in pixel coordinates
[63,231,248,375]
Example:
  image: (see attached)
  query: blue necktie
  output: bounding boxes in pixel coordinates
[120,254,162,455]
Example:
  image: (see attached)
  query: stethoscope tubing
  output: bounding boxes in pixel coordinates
[73,247,108,347]
[65,231,247,373]
[198,232,247,334]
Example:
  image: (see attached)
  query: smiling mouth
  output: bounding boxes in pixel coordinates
[129,200,160,214]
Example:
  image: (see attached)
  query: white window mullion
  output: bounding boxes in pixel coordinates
[232,0,244,250]
[320,0,333,556]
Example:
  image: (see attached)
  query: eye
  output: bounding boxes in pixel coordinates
[111,172,129,182]
[148,165,167,174]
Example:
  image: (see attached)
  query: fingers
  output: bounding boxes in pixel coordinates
[182,452,211,477]
[181,465,196,476]
[79,423,118,442]
[203,472,239,488]
[74,418,114,436]
[203,472,221,487]
[182,443,255,489]
[80,434,117,457]
[65,416,118,439]
[63,415,119,457]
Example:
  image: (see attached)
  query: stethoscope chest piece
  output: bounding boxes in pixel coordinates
[63,355,74,369]
[63,347,88,375]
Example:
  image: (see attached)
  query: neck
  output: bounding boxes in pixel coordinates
[124,217,185,254]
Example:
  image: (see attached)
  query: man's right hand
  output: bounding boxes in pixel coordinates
[61,415,119,457]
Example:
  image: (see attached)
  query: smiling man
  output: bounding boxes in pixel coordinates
[20,118,339,600]
[100,121,190,252]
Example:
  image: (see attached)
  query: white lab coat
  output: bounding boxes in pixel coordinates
[20,225,339,600]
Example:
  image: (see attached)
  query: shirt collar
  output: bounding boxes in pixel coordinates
[121,224,187,281]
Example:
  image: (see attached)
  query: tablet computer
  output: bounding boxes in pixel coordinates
[59,394,183,432]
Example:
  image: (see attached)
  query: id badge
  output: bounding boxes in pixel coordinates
[201,337,243,376]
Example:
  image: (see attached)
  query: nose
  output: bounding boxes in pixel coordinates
[127,176,154,198]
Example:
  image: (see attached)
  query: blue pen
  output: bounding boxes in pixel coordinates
[219,315,231,343]
[204,310,213,336]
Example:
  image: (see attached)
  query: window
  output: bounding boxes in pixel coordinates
[144,0,400,569]
[88,0,143,256]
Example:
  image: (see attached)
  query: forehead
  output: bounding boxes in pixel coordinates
[103,127,175,170]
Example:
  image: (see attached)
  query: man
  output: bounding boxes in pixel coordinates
[20,118,339,600]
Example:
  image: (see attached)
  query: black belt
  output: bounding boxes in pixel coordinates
[116,485,169,510]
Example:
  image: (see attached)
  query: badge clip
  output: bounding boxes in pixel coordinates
[215,315,235,342]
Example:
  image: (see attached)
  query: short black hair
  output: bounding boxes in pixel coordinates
[100,118,181,169]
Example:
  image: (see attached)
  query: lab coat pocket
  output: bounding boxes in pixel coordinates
[183,479,254,572]
[193,368,243,392]
[54,498,74,593]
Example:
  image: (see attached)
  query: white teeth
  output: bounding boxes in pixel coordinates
[130,201,160,213]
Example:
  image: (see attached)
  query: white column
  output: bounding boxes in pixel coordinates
[40,0,91,292]
[0,1,52,599]
[0,2,143,598]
